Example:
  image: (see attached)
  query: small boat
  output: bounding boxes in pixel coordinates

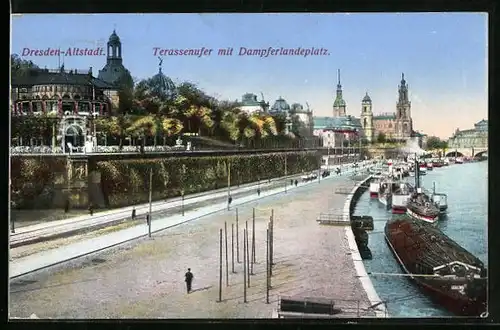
[419,163,427,175]
[369,176,381,198]
[455,157,464,164]
[406,190,440,224]
[427,162,434,171]
[431,182,448,214]
[432,160,444,168]
[384,218,487,316]
[392,183,414,214]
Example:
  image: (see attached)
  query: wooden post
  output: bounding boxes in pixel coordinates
[231,223,235,273]
[227,161,231,211]
[225,221,229,286]
[218,228,222,302]
[246,221,250,287]
[266,228,270,304]
[148,168,153,238]
[270,212,274,270]
[252,208,256,264]
[236,208,240,263]
[243,229,247,303]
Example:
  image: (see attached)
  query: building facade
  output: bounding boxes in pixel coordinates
[11,30,132,152]
[360,73,414,141]
[237,93,269,114]
[447,119,488,149]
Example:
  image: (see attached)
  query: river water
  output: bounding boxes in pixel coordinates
[353,161,488,317]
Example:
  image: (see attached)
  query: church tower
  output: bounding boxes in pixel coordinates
[333,69,347,117]
[98,30,132,88]
[360,92,374,142]
[395,73,413,139]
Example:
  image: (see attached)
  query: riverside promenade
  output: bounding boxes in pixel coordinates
[10,163,382,319]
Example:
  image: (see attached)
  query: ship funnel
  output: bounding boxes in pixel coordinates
[417,187,422,193]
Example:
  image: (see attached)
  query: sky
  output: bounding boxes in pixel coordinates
[11,13,487,139]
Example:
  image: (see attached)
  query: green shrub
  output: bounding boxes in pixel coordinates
[97,152,319,208]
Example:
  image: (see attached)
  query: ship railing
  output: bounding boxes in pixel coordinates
[276,295,388,318]
[433,261,482,272]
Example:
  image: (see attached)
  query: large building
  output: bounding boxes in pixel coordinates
[361,73,414,141]
[237,93,269,114]
[11,30,131,152]
[98,30,133,89]
[313,71,416,146]
[269,97,314,137]
[447,119,488,149]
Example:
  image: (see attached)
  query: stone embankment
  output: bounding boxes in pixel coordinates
[342,175,388,317]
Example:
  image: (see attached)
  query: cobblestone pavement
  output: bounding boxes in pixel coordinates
[9,175,375,319]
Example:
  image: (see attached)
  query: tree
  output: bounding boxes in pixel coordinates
[377,132,386,144]
[425,136,444,150]
[11,54,39,78]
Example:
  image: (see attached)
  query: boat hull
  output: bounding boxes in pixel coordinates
[406,207,438,224]
[384,234,486,316]
[392,206,407,214]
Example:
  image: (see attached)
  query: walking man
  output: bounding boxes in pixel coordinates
[131,207,136,220]
[185,268,194,294]
[88,203,94,216]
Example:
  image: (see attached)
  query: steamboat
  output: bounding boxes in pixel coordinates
[406,158,442,224]
[384,217,487,316]
[369,175,382,198]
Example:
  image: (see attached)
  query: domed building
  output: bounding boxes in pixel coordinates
[149,58,177,100]
[269,97,291,114]
[237,93,269,114]
[98,30,133,96]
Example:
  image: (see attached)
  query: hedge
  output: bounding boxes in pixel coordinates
[97,151,319,208]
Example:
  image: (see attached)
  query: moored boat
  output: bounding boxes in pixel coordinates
[369,176,381,198]
[455,157,464,164]
[406,190,440,224]
[419,162,427,175]
[392,183,414,214]
[426,161,434,171]
[384,217,487,316]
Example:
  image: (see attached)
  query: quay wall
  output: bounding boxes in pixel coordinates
[10,150,321,210]
[342,175,388,317]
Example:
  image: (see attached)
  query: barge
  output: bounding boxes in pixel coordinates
[384,217,487,316]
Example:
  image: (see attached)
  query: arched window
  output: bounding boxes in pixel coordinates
[363,118,368,128]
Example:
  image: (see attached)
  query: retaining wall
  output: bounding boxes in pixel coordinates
[342,175,388,317]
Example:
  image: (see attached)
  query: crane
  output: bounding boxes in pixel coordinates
[306,102,311,111]
[260,92,265,102]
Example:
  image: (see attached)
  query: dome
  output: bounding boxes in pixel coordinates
[270,97,291,112]
[151,71,177,99]
[362,92,372,103]
[291,103,304,112]
[108,30,120,43]
[333,98,346,107]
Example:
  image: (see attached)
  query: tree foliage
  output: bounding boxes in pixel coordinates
[425,136,447,150]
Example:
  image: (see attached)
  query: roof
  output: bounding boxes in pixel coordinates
[11,68,116,89]
[313,116,361,131]
[109,30,120,43]
[241,93,261,106]
[362,93,372,103]
[373,113,396,120]
[270,97,291,112]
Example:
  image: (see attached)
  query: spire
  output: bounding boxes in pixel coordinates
[401,72,406,85]
[337,69,341,87]
[158,56,163,74]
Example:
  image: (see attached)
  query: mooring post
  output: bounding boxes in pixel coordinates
[225,221,229,286]
[218,228,222,302]
[266,228,270,304]
[246,221,250,287]
[231,223,235,273]
[243,228,247,303]
[236,208,240,263]
[252,208,256,265]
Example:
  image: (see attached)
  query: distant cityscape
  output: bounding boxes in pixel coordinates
[10,29,487,156]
